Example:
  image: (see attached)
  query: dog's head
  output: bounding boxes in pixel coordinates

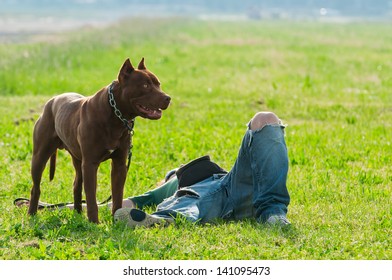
[117,58,171,120]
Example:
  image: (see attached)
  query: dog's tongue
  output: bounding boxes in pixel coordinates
[138,104,162,119]
[147,109,162,119]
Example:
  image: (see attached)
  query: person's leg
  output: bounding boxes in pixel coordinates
[115,175,229,228]
[225,112,290,225]
[127,176,179,208]
[249,112,290,223]
[153,175,228,223]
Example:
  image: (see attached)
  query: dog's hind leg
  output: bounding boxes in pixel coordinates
[28,103,62,216]
[71,156,83,213]
[28,135,61,215]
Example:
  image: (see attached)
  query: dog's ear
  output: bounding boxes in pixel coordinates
[137,57,147,70]
[118,58,135,83]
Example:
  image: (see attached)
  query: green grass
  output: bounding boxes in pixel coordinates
[0,18,391,260]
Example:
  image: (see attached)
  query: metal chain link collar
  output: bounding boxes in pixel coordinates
[108,81,135,171]
[108,81,135,133]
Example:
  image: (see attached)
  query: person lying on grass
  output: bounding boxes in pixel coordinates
[18,111,291,228]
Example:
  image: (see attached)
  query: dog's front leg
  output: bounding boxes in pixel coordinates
[111,156,127,215]
[71,156,83,213]
[82,161,99,223]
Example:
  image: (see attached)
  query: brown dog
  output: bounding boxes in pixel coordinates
[28,58,171,223]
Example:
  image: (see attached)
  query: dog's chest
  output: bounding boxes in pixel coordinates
[100,128,131,160]
[105,144,119,156]
[104,138,129,158]
[100,147,118,161]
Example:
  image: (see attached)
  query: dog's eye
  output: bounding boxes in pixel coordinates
[143,84,149,88]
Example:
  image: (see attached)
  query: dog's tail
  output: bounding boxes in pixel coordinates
[49,150,57,181]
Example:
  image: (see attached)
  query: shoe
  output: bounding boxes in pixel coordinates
[114,208,173,228]
[266,215,291,227]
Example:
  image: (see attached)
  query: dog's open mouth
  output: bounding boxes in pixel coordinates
[136,104,163,120]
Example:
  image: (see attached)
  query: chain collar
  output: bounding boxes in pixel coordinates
[108,81,135,134]
[108,81,135,171]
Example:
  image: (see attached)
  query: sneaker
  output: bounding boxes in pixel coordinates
[114,208,173,228]
[266,215,291,227]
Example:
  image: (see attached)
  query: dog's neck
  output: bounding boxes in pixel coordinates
[107,81,136,131]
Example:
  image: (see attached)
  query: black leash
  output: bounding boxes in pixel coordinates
[14,82,136,210]
[13,197,113,210]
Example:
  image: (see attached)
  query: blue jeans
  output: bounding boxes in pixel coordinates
[130,123,290,223]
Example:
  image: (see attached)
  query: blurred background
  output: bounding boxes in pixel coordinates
[1,0,392,42]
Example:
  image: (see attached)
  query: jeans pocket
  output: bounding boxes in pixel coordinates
[175,188,200,198]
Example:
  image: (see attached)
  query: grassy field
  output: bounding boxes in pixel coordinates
[0,18,391,260]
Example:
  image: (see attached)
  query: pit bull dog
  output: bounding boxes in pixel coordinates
[28,58,171,223]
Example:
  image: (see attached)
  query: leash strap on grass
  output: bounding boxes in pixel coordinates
[13,196,112,209]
